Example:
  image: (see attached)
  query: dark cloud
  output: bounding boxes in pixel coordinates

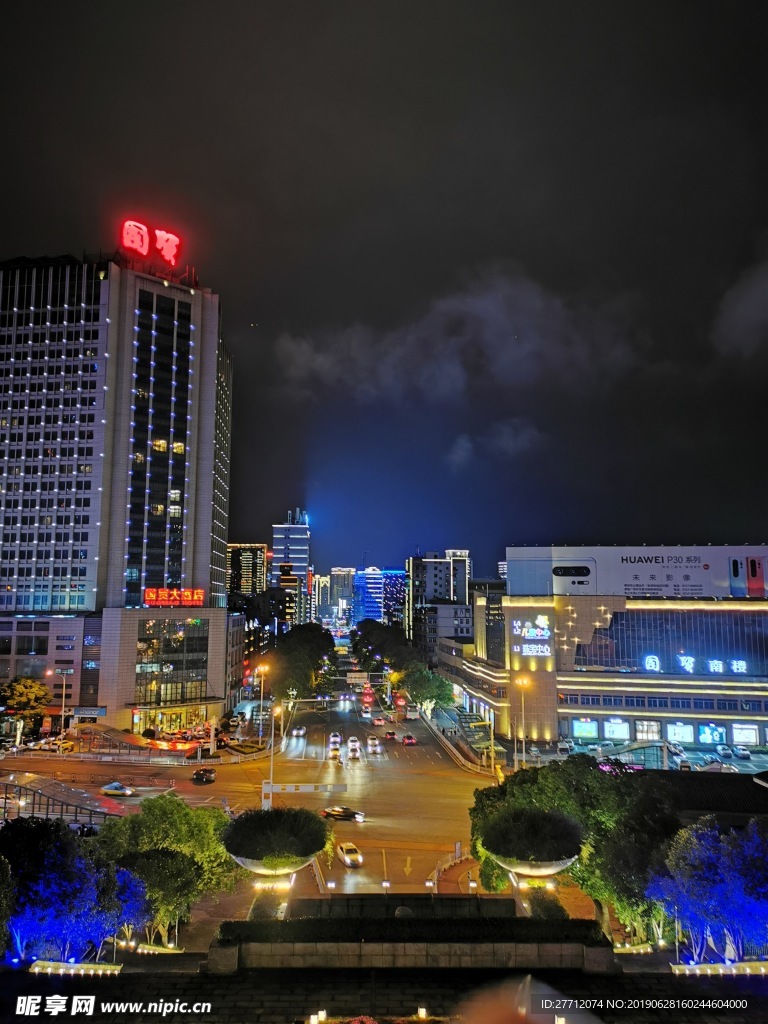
[1,1,767,573]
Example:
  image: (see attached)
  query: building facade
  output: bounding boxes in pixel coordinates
[437,545,768,752]
[0,250,241,732]
[271,508,311,622]
[227,542,268,596]
[404,549,471,641]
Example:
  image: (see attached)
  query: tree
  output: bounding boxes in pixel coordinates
[469,756,681,940]
[0,856,12,956]
[647,816,768,963]
[222,807,331,870]
[401,662,453,705]
[480,806,583,864]
[0,818,147,962]
[646,817,725,964]
[97,793,242,946]
[0,677,52,731]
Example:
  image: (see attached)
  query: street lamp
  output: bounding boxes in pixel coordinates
[515,677,530,765]
[46,669,68,738]
[265,702,282,809]
[257,664,269,742]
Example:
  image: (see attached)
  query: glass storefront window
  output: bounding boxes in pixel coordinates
[732,723,759,745]
[668,722,694,744]
[635,719,661,741]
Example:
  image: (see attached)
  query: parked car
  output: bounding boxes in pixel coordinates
[100,781,135,797]
[192,767,217,784]
[715,744,733,758]
[336,842,363,867]
[320,806,365,822]
[733,745,752,760]
[703,753,722,765]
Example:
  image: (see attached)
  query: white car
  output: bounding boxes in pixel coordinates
[733,745,752,760]
[366,735,380,752]
[336,842,363,867]
[360,708,371,719]
[329,731,342,744]
[347,736,360,750]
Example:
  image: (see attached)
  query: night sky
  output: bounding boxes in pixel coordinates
[3,2,767,576]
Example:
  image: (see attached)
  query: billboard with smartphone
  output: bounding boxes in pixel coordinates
[505,545,768,599]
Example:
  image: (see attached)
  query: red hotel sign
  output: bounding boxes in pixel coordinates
[143,588,205,608]
[121,220,182,267]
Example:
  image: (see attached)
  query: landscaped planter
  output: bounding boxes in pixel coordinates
[487,854,578,877]
[229,854,314,876]
[480,806,583,878]
[222,806,330,876]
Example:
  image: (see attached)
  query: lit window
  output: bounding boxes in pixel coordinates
[151,439,167,452]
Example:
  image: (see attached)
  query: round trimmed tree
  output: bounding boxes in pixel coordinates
[222,807,331,875]
[480,806,583,876]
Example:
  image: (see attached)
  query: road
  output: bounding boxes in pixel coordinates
[1,700,481,893]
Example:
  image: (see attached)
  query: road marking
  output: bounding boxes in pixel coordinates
[403,856,412,876]
[382,848,388,880]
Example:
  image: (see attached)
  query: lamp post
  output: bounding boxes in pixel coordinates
[257,664,269,742]
[46,669,68,737]
[266,702,282,809]
[515,677,530,765]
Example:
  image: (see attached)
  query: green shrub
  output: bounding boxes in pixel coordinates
[481,806,582,863]
[222,807,328,860]
[248,890,282,920]
[527,889,569,921]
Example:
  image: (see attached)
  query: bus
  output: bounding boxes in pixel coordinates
[405,704,419,720]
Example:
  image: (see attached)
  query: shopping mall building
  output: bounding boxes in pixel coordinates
[437,545,768,751]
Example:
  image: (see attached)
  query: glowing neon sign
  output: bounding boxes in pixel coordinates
[121,220,181,267]
[143,588,204,607]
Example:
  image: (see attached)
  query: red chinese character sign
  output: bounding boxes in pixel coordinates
[143,588,205,608]
[121,220,181,267]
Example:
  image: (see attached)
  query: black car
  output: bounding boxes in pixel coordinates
[192,767,217,784]
[320,805,365,822]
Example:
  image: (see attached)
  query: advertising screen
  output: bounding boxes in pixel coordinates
[506,545,768,599]
[732,723,759,745]
[698,723,727,745]
[604,720,630,741]
[667,723,694,744]
[572,719,598,740]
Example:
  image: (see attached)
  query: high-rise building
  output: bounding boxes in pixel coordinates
[381,567,407,627]
[227,543,268,596]
[0,247,242,732]
[404,549,472,640]
[353,567,384,624]
[271,508,311,623]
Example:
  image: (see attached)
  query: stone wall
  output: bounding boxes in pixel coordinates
[208,939,615,975]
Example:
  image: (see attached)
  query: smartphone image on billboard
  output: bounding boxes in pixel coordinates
[729,557,748,598]
[552,558,597,594]
[746,556,766,598]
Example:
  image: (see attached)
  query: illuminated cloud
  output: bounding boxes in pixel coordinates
[711,261,768,356]
[274,270,641,404]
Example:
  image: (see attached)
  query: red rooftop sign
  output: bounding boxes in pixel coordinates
[121,220,182,267]
[143,588,204,608]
